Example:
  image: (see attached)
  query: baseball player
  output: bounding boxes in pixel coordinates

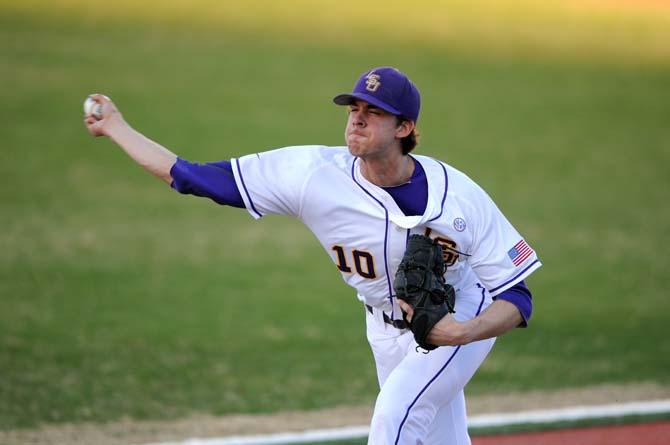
[84,67,540,444]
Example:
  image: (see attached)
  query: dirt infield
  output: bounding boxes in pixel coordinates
[2,383,669,445]
[474,421,670,445]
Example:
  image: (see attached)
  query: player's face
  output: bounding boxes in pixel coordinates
[345,101,405,159]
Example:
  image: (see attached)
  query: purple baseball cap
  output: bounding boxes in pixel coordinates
[333,67,421,122]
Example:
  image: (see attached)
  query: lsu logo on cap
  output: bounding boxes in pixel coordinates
[365,73,381,92]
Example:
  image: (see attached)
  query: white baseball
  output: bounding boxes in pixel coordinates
[84,96,103,119]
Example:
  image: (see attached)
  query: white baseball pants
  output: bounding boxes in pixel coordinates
[366,283,496,445]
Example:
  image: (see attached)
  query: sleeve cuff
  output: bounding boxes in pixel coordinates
[494,280,533,327]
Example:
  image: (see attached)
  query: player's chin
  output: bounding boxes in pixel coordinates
[347,140,366,157]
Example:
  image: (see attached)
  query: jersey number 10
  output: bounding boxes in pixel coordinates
[331,245,377,279]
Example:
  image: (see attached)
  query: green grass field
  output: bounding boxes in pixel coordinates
[1,0,669,431]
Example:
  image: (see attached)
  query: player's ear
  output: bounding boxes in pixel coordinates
[395,119,415,139]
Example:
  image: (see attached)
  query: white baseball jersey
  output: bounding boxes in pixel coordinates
[232,145,541,315]
[231,144,541,444]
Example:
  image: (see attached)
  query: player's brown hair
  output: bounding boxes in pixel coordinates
[397,117,420,154]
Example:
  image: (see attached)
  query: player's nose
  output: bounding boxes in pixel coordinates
[350,112,366,127]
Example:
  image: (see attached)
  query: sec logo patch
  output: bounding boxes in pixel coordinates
[453,217,466,232]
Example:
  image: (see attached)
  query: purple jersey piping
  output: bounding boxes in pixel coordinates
[394,283,487,444]
[350,158,395,312]
[489,259,540,294]
[234,158,263,218]
[427,160,449,222]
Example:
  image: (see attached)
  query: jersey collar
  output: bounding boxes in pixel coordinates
[352,155,448,229]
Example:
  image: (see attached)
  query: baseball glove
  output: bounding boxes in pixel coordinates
[394,234,456,350]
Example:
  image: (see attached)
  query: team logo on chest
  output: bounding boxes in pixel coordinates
[424,228,461,267]
[365,73,381,92]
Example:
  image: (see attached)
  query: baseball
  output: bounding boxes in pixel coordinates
[83,96,102,119]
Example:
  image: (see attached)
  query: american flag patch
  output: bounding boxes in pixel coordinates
[508,239,534,266]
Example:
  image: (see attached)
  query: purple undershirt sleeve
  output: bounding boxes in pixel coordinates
[170,158,245,208]
[494,280,533,328]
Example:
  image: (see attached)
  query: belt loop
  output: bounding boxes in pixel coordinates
[365,304,407,330]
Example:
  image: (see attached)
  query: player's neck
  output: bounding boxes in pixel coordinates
[360,153,415,187]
